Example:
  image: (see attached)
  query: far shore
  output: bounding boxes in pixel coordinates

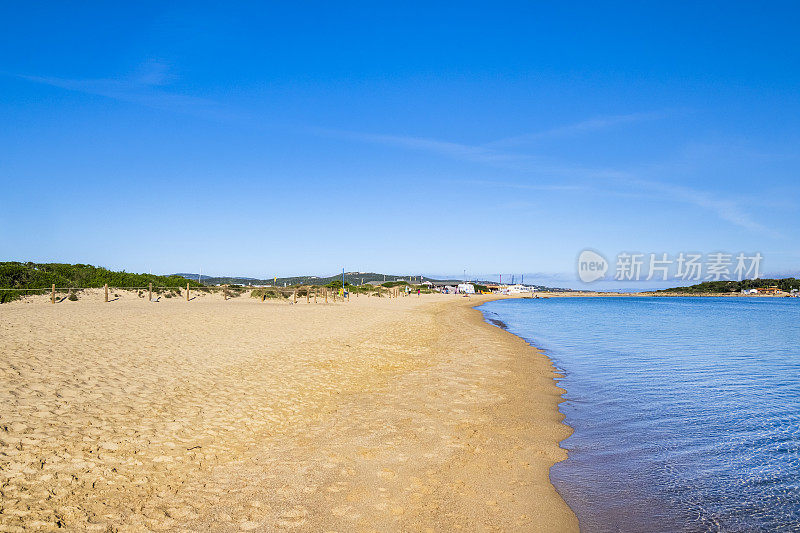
[0,292,578,531]
[525,291,794,298]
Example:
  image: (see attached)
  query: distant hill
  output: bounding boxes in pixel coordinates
[174,271,575,291]
[174,272,459,287]
[0,261,575,303]
[657,278,800,294]
[527,284,574,292]
[0,262,203,303]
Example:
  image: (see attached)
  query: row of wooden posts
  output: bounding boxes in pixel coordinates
[263,285,410,303]
[47,283,206,303]
[47,283,414,303]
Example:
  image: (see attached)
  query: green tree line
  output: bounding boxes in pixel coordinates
[0,262,203,303]
[658,278,800,294]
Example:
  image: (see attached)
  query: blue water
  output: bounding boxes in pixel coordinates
[478,297,800,532]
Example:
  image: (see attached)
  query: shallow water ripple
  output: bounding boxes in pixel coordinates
[480,297,800,532]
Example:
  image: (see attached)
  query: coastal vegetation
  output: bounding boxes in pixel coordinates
[658,278,800,294]
[0,262,203,303]
[250,288,289,300]
[176,271,451,287]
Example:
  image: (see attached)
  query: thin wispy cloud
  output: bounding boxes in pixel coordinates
[455,176,775,236]
[319,124,775,236]
[312,128,523,164]
[456,179,589,192]
[11,60,230,119]
[624,178,778,237]
[312,127,632,179]
[486,111,667,148]
[131,59,178,87]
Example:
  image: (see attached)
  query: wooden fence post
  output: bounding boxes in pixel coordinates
[325,288,328,303]
[149,283,153,302]
[51,284,55,304]
[293,289,297,304]
[224,285,228,301]
[314,289,317,303]
[104,284,108,303]
[186,283,190,301]
[306,288,309,303]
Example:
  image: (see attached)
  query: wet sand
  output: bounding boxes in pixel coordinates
[0,292,577,532]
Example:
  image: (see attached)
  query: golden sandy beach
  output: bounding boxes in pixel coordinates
[0,292,577,532]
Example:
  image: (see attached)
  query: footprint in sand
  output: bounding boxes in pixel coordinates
[276,506,308,529]
[331,505,350,517]
[378,468,396,479]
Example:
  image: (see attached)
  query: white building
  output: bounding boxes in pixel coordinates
[502,284,531,294]
[457,283,475,294]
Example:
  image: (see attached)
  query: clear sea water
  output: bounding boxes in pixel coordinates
[478,297,800,532]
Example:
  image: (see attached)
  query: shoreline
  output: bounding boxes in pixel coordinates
[517,291,794,298]
[471,298,578,525]
[0,293,577,531]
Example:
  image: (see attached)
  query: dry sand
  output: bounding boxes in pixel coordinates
[0,291,577,532]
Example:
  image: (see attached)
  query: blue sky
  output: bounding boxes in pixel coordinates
[1,3,799,287]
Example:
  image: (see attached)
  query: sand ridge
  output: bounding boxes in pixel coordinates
[0,292,577,531]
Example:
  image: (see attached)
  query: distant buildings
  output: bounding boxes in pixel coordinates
[457,283,475,294]
[501,284,532,295]
[742,286,782,295]
[756,286,781,294]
